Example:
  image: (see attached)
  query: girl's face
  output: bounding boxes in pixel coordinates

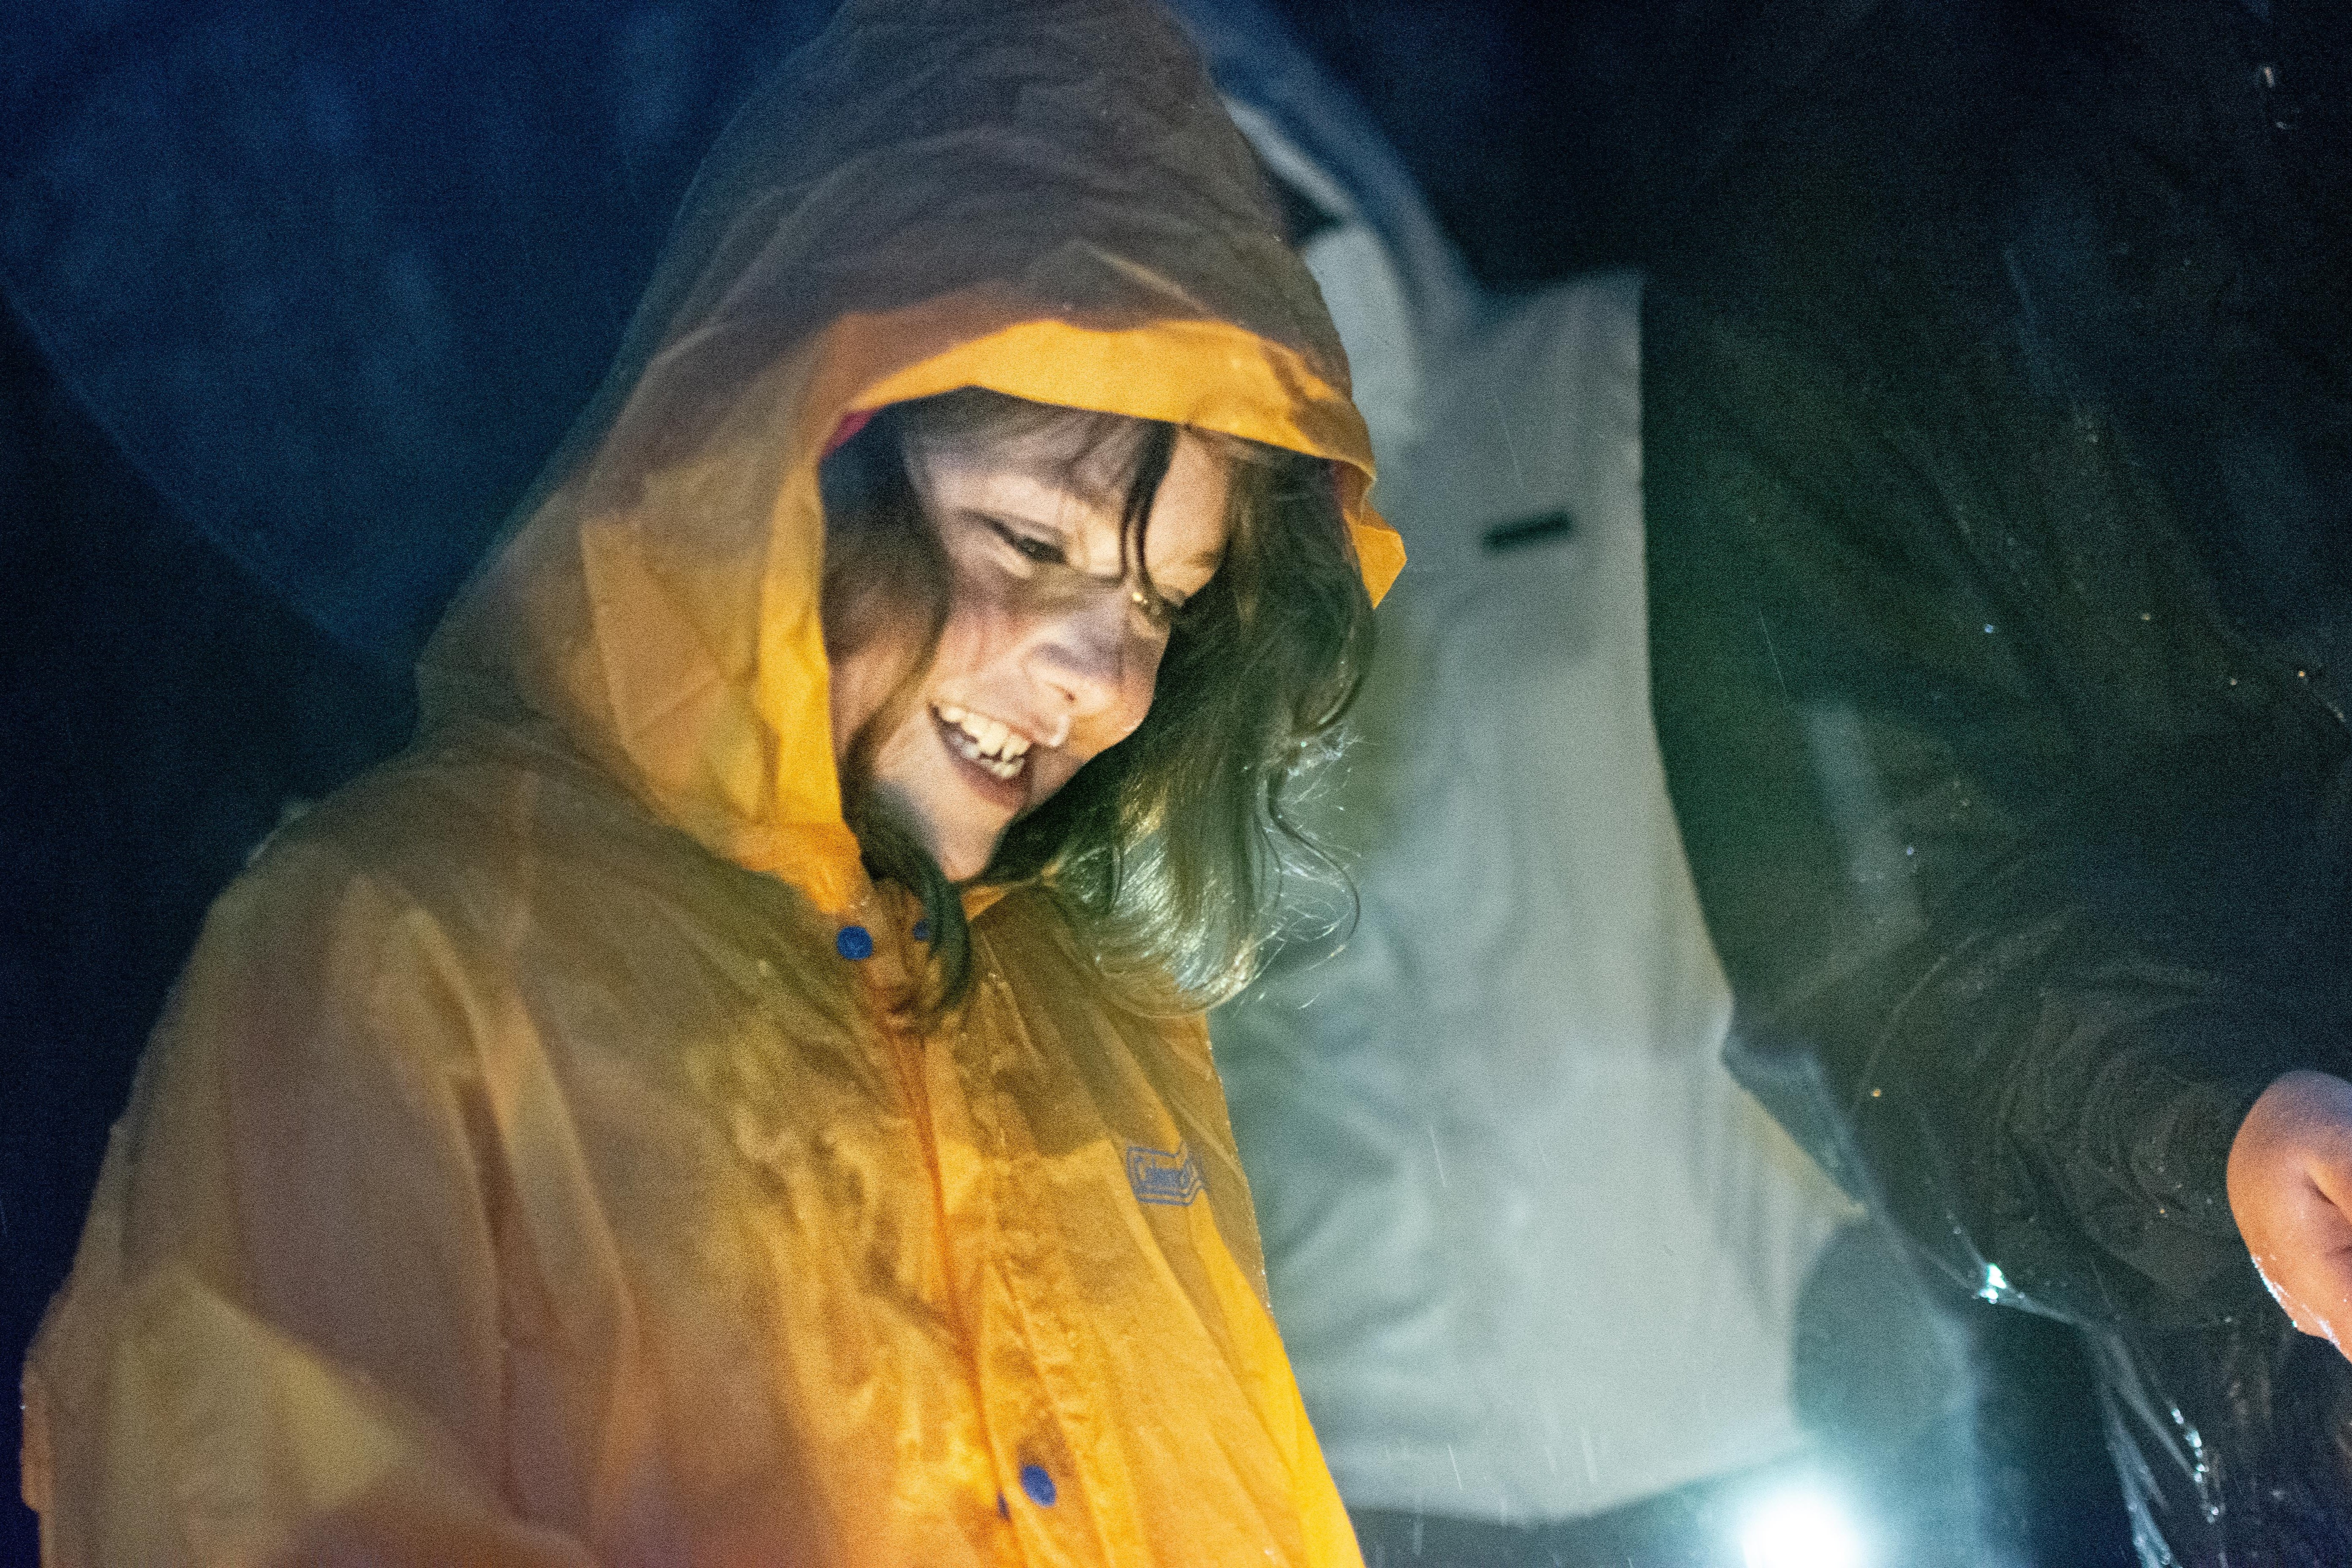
[829,426,1232,881]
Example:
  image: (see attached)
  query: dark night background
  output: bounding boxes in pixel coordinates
[17,0,2344,1558]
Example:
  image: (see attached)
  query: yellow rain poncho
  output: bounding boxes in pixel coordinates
[20,0,1401,1559]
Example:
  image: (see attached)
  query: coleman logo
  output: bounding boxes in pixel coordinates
[1125,1143,1204,1206]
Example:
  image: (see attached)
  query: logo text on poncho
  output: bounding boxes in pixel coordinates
[1126,1143,1204,1206]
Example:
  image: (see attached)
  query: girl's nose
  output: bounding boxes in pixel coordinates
[1022,588,1133,723]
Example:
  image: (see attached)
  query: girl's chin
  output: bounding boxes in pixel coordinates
[859,776,1001,883]
[921,813,1009,883]
[935,847,992,883]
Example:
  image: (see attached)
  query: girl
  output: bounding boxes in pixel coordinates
[22,0,1400,1561]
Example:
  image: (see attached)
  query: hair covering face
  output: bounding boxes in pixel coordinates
[420,0,1399,914]
[22,0,1390,1562]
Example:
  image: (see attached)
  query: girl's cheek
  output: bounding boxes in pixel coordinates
[932,603,1009,676]
[1122,635,1174,724]
[1095,689,1154,750]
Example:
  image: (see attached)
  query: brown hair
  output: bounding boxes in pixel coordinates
[818,387,1374,1012]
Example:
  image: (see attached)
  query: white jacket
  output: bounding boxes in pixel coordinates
[1173,0,1859,1522]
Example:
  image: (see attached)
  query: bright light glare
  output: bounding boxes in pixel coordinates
[1739,1488,1867,1568]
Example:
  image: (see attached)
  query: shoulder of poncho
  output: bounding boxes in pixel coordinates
[233,723,712,950]
[967,889,1205,1035]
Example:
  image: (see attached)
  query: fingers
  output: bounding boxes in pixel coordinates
[2246,1174,2352,1345]
[2227,1070,2352,1356]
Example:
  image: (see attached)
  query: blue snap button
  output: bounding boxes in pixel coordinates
[835,924,874,960]
[1019,1464,1056,1507]
[996,1491,1009,1520]
[911,918,931,943]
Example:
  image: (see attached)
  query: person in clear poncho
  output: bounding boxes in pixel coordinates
[18,0,1404,1560]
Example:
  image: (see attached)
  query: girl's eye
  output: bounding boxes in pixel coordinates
[989,521,1063,565]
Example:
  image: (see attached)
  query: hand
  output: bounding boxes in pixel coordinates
[2228,1069,2352,1358]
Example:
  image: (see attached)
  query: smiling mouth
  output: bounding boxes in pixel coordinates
[933,703,1032,781]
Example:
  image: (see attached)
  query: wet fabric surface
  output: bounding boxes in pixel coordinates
[1643,1,2352,1561]
[2092,1314,2352,1565]
[19,0,1398,1560]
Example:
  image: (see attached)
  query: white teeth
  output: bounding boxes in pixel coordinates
[934,704,1031,779]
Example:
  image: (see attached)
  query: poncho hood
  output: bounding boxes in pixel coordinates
[417,0,1401,916]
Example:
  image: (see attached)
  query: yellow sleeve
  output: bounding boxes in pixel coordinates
[22,841,597,1566]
